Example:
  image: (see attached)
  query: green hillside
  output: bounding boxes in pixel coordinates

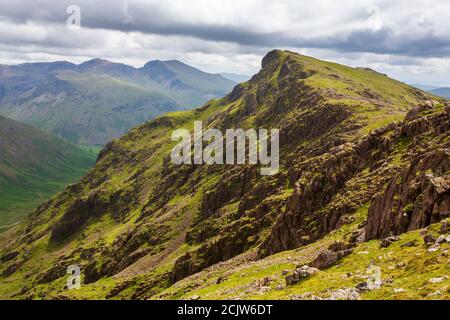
[0,50,448,300]
[0,115,97,231]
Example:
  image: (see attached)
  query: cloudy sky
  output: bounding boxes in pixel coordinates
[0,0,449,86]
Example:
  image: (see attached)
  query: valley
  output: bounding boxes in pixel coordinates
[0,115,97,231]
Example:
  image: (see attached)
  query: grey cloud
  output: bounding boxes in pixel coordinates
[0,0,449,58]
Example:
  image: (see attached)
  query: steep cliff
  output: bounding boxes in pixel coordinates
[0,50,448,300]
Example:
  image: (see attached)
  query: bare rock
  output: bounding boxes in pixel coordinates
[401,240,417,247]
[436,235,447,244]
[328,288,360,300]
[423,234,436,245]
[285,265,319,286]
[380,236,400,248]
[440,221,449,234]
[429,277,445,284]
[310,250,338,269]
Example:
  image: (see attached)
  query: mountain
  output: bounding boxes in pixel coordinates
[0,50,449,300]
[410,83,442,91]
[220,72,252,83]
[0,115,97,231]
[0,59,235,145]
[430,87,450,98]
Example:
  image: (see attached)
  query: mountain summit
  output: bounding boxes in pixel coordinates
[0,50,448,299]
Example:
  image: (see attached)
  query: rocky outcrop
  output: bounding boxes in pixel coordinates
[261,107,450,256]
[285,265,319,286]
[50,189,111,242]
[365,149,450,240]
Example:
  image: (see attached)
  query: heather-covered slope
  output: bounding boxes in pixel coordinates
[0,50,448,299]
[0,115,96,232]
[0,59,235,145]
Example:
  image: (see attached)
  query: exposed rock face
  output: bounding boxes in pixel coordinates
[0,50,448,299]
[365,149,450,240]
[261,106,450,256]
[50,189,111,242]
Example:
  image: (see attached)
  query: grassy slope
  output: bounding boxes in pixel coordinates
[0,115,97,230]
[157,210,449,300]
[0,50,447,299]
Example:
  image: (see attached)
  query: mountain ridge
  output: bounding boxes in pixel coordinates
[0,50,448,300]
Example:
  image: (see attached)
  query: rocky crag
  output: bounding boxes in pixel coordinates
[0,50,448,299]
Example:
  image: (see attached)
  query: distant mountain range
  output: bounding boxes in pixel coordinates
[0,59,235,145]
[430,87,450,98]
[411,83,450,98]
[0,115,96,230]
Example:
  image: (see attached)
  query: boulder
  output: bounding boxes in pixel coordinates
[401,240,417,247]
[435,235,447,244]
[310,250,338,269]
[329,288,360,300]
[440,221,448,234]
[423,234,436,245]
[285,265,319,286]
[380,236,400,248]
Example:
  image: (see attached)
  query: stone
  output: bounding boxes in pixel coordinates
[436,235,447,244]
[310,250,338,269]
[258,286,271,294]
[427,290,443,297]
[336,249,353,259]
[380,236,400,248]
[0,251,19,262]
[349,228,365,244]
[423,234,436,245]
[355,282,370,292]
[429,277,445,283]
[328,241,349,252]
[1,262,22,277]
[401,240,417,247]
[440,221,448,234]
[216,276,226,284]
[260,277,272,286]
[328,288,360,300]
[285,265,320,286]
